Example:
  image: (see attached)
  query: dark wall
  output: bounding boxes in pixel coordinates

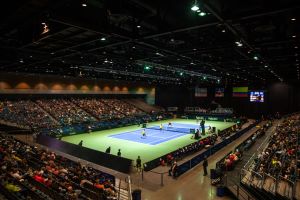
[155,82,300,118]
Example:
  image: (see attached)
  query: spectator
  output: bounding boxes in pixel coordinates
[105,146,111,154]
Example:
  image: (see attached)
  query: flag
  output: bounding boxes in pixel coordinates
[195,87,207,97]
[233,87,248,97]
[215,88,224,97]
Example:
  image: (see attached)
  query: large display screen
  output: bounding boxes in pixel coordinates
[250,91,264,102]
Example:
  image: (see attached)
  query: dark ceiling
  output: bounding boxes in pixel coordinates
[0,0,299,85]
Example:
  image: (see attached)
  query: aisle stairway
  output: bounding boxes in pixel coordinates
[225,121,278,200]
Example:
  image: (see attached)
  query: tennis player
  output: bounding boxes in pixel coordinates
[168,122,172,127]
[141,129,146,139]
[160,124,163,131]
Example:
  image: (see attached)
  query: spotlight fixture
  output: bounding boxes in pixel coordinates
[144,65,150,70]
[222,29,226,33]
[82,3,87,7]
[100,37,106,41]
[136,25,141,28]
[292,35,296,38]
[41,23,49,34]
[198,12,206,16]
[191,5,199,11]
[253,56,259,60]
[235,41,243,47]
[264,65,268,68]
[191,0,200,11]
[291,18,296,21]
[179,72,184,76]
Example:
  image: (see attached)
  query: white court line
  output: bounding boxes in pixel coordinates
[118,129,170,139]
[148,132,186,145]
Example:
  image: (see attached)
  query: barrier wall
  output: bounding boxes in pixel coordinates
[176,121,259,177]
[0,72,156,104]
[37,134,132,174]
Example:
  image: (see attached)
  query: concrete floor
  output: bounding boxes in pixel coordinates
[135,122,263,200]
[13,121,265,200]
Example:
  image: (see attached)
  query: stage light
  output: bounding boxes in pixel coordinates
[291,18,296,21]
[144,65,150,70]
[82,3,87,7]
[222,29,226,33]
[292,35,296,38]
[253,56,259,60]
[136,25,141,28]
[198,12,206,16]
[203,76,207,80]
[191,5,199,11]
[235,41,243,47]
[100,37,106,41]
[180,72,183,76]
[264,65,268,68]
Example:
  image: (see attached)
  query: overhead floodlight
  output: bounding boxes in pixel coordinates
[235,41,243,47]
[82,3,87,7]
[191,5,199,11]
[180,72,184,76]
[253,56,259,60]
[198,11,206,16]
[100,37,106,41]
[144,65,151,70]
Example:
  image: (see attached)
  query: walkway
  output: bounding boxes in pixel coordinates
[132,121,267,200]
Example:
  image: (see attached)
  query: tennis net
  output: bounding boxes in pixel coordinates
[146,125,195,134]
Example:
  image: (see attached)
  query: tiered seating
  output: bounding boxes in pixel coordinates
[36,99,97,125]
[0,98,168,134]
[0,134,116,200]
[241,114,299,199]
[216,122,271,172]
[71,98,119,119]
[0,100,58,129]
[101,99,144,117]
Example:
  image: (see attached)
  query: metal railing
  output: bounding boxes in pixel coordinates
[141,169,168,186]
[127,176,132,200]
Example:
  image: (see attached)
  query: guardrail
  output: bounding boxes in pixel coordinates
[175,122,259,177]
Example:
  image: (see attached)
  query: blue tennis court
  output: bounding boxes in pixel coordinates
[108,122,206,145]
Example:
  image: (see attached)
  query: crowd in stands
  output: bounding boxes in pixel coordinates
[36,99,97,125]
[253,115,299,182]
[0,134,116,200]
[101,99,144,117]
[0,98,153,132]
[0,100,58,129]
[216,121,271,172]
[71,98,119,120]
